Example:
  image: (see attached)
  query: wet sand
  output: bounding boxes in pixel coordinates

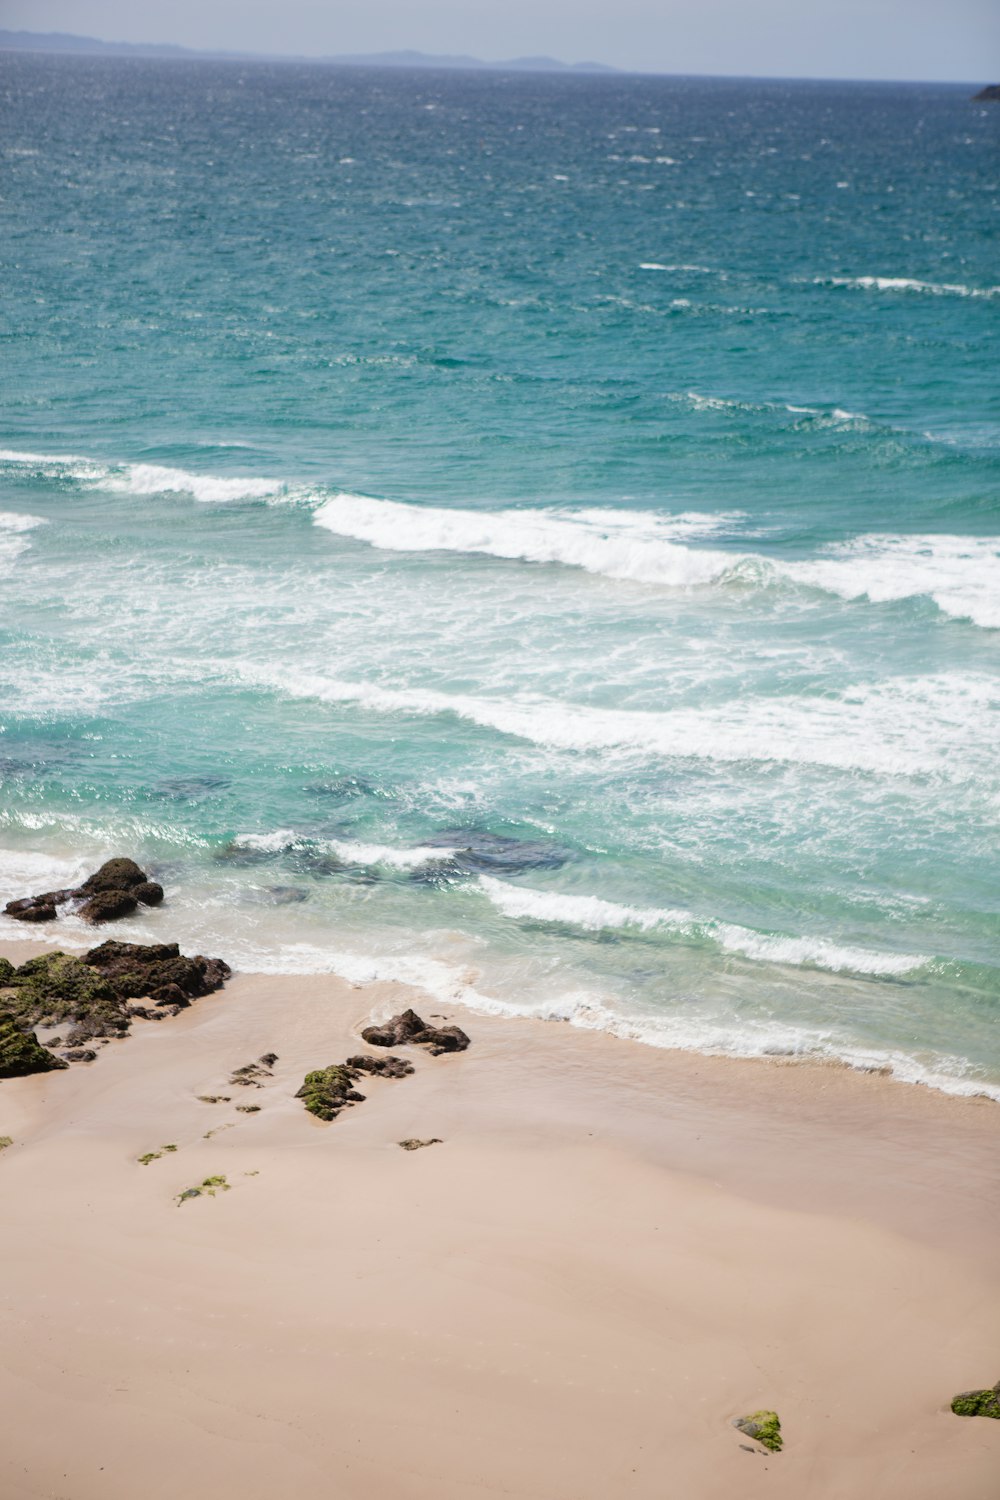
[1,943,998,1499]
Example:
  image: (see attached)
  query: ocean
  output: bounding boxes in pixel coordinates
[1,54,998,1097]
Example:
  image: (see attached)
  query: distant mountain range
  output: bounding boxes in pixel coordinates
[0,29,619,75]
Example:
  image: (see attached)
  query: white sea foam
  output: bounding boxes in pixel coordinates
[782,534,1000,630]
[477,876,928,976]
[817,274,1000,300]
[0,510,46,572]
[101,463,285,503]
[313,492,741,585]
[243,665,998,782]
[0,449,285,504]
[232,830,451,870]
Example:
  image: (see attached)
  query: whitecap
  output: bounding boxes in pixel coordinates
[816,274,999,300]
[477,876,928,977]
[240,665,998,783]
[231,830,452,870]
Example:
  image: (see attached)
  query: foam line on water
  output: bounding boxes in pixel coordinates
[314,493,740,585]
[232,830,453,870]
[815,274,1000,300]
[477,876,929,977]
[242,665,999,782]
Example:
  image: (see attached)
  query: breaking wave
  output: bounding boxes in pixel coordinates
[815,274,1000,300]
[241,665,998,783]
[477,875,928,976]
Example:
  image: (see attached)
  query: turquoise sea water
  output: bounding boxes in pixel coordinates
[1,55,998,1095]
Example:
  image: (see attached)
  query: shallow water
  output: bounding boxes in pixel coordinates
[1,56,998,1095]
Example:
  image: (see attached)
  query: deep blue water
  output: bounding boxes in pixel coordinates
[1,54,998,1094]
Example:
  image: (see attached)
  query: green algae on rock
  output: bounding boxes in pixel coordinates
[951,1381,1000,1418]
[0,1016,68,1078]
[297,1063,366,1121]
[0,1135,13,1150]
[398,1137,442,1151]
[732,1411,783,1452]
[176,1174,230,1205]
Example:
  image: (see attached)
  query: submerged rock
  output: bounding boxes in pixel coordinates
[0,1017,68,1078]
[951,1382,1000,1418]
[3,897,57,923]
[416,827,571,877]
[361,1008,470,1056]
[732,1411,782,1452]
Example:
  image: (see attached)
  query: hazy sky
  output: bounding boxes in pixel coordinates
[3,0,998,81]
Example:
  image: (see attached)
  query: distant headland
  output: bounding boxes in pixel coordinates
[0,29,618,75]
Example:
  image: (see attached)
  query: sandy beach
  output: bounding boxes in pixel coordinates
[1,937,997,1500]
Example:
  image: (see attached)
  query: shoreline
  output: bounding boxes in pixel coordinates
[1,941,998,1498]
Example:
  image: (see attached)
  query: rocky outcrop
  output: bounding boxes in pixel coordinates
[951,1381,1000,1418]
[296,1053,414,1121]
[972,85,1000,101]
[4,857,165,925]
[732,1411,782,1452]
[361,1007,470,1055]
[0,942,231,1061]
[0,1016,67,1078]
[229,1053,279,1088]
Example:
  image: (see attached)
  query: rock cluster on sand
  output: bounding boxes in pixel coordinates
[0,942,231,1076]
[3,857,165,925]
[951,1381,1000,1418]
[296,1053,415,1121]
[361,1007,470,1056]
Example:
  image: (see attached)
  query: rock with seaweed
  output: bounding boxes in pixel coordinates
[347,1053,415,1078]
[732,1411,782,1452]
[361,1007,470,1056]
[951,1381,1000,1418]
[297,1064,367,1121]
[0,941,231,1058]
[398,1137,442,1151]
[0,1017,68,1078]
[176,1174,230,1204]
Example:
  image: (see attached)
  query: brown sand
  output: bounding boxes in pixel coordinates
[0,941,998,1499]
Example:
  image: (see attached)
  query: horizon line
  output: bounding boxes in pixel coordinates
[0,27,989,88]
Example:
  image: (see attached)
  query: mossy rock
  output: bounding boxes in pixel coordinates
[732,1411,782,1452]
[0,1017,68,1078]
[296,1064,366,1121]
[0,959,18,986]
[951,1382,1000,1419]
[2,952,125,1034]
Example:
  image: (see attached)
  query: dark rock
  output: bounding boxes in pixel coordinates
[951,1381,1000,1418]
[732,1412,782,1452]
[259,1052,279,1067]
[150,984,190,1007]
[347,1053,415,1078]
[0,1017,68,1077]
[80,858,148,893]
[229,1057,274,1086]
[236,1104,260,1113]
[61,1048,97,1062]
[35,889,83,906]
[2,953,125,1033]
[360,1008,470,1056]
[972,84,1000,101]
[4,898,58,923]
[0,958,16,985]
[132,881,164,907]
[398,1137,442,1151]
[83,940,231,1001]
[79,889,139,923]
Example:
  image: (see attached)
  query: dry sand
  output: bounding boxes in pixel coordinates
[1,939,998,1499]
